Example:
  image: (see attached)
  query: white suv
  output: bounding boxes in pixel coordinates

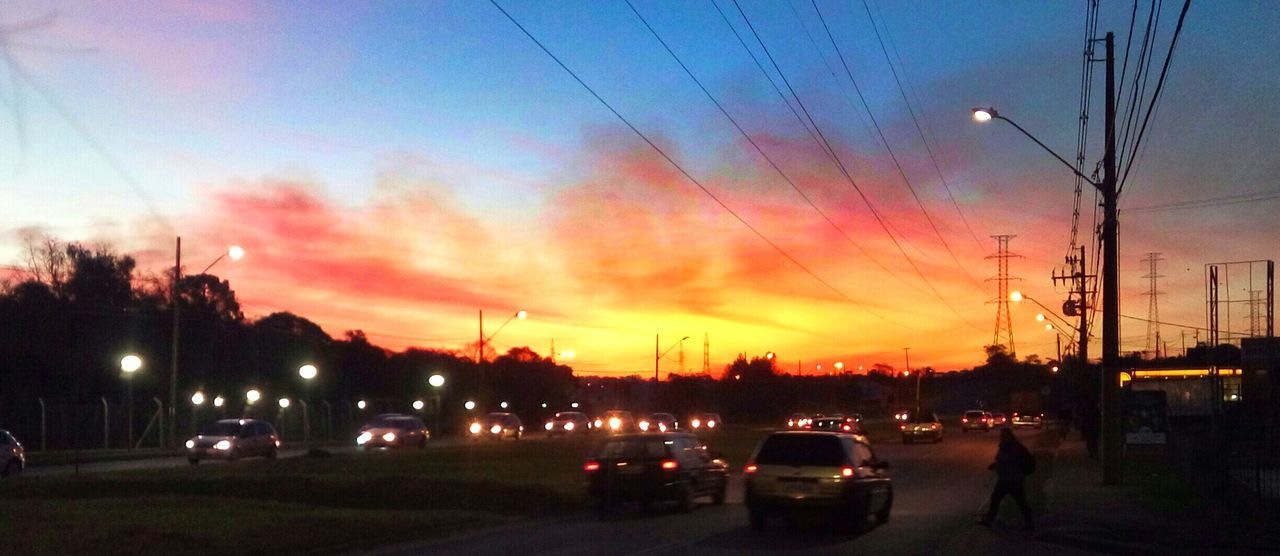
[1,429,25,477]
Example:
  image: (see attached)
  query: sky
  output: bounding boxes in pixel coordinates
[0,0,1276,376]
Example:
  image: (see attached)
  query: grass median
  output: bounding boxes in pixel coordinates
[0,426,777,554]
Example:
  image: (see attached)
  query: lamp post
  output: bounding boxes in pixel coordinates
[429,374,445,436]
[974,31,1120,485]
[298,364,317,442]
[170,242,243,449]
[190,391,205,436]
[120,354,142,450]
[654,335,690,381]
[1011,291,1081,345]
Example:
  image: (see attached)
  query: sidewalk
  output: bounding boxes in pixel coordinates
[1031,436,1277,554]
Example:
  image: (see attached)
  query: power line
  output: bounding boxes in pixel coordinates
[1124,188,1280,214]
[857,0,985,249]
[624,0,921,299]
[1118,0,1192,196]
[487,0,916,331]
[729,0,982,331]
[807,0,985,293]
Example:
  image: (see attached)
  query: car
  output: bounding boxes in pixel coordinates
[470,412,524,439]
[593,410,636,434]
[1,430,25,477]
[688,413,722,432]
[639,413,678,433]
[744,431,892,531]
[186,419,279,464]
[786,413,810,429]
[1011,412,1045,429]
[991,413,1008,426]
[962,410,993,432]
[545,411,592,436]
[584,432,728,513]
[810,416,866,436]
[356,414,430,448]
[899,412,943,444]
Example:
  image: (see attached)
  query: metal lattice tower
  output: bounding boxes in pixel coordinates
[986,235,1022,356]
[1141,253,1165,354]
[1249,290,1264,337]
[702,333,710,374]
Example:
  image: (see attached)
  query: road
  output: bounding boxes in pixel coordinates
[371,428,1087,555]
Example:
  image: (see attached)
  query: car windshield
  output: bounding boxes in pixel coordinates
[907,413,939,424]
[593,438,669,459]
[965,411,985,418]
[756,434,847,467]
[200,422,243,436]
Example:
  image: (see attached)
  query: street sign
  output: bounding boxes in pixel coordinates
[1124,389,1168,445]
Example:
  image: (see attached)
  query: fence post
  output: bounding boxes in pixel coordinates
[36,397,46,451]
[101,397,110,449]
[154,398,164,449]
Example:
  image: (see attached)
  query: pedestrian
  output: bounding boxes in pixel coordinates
[1081,406,1100,460]
[978,427,1035,531]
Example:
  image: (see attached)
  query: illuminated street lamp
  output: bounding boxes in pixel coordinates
[413,400,425,411]
[120,354,142,449]
[428,374,445,434]
[246,389,261,405]
[465,400,477,411]
[428,374,445,388]
[191,392,205,406]
[357,399,367,410]
[213,396,225,408]
[570,402,579,409]
[299,364,318,380]
[833,362,845,374]
[500,401,509,409]
[170,241,245,448]
[278,398,290,409]
[655,335,690,381]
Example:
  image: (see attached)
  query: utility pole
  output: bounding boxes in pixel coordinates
[1054,245,1093,365]
[1100,31,1122,486]
[655,334,659,382]
[702,333,710,375]
[478,310,485,406]
[170,237,181,450]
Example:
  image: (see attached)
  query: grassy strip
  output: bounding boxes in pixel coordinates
[0,497,500,555]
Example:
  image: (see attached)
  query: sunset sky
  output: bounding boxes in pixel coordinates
[1,1,1276,376]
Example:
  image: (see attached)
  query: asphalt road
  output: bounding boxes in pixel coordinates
[371,428,1084,556]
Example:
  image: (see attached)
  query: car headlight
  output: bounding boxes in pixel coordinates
[658,423,667,432]
[357,432,373,445]
[564,422,575,431]
[707,420,716,428]
[638,421,650,432]
[491,425,503,434]
[609,417,621,430]
[469,423,482,435]
[214,440,232,451]
[383,432,397,442]
[545,422,554,431]
[185,440,195,449]
[691,419,701,428]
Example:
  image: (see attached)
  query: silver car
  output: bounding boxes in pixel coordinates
[186,419,280,464]
[1,430,24,477]
[356,415,430,448]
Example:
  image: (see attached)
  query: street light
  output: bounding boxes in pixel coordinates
[299,364,318,380]
[213,396,225,408]
[191,392,205,406]
[246,389,261,405]
[120,354,142,450]
[464,400,476,411]
[171,241,245,449]
[413,400,425,411]
[500,401,509,409]
[834,362,845,373]
[655,335,690,381]
[279,398,290,409]
[477,309,527,407]
[976,46,1123,485]
[428,374,445,388]
[428,374,445,435]
[357,399,367,410]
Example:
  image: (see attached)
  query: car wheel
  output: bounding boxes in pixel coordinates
[418,437,427,449]
[712,480,727,506]
[227,449,241,462]
[876,488,893,524]
[677,483,696,513]
[267,447,278,459]
[3,460,21,477]
[748,508,767,532]
[937,434,944,443]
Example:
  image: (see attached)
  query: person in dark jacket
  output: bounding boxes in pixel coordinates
[979,427,1035,530]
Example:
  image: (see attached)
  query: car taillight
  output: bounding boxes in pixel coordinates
[661,459,679,470]
[842,424,851,431]
[841,467,854,477]
[545,422,554,431]
[962,417,968,423]
[745,463,757,474]
[584,460,600,472]
[899,424,907,431]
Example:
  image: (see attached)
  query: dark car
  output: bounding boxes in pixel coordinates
[1011,412,1045,429]
[469,412,524,439]
[900,412,943,444]
[810,416,866,436]
[1,430,24,477]
[688,413,722,432]
[185,419,279,464]
[744,431,892,531]
[639,413,678,433]
[593,410,636,434]
[545,411,592,436]
[584,432,728,513]
[356,414,430,448]
[962,410,993,432]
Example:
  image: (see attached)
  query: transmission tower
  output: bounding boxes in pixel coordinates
[1141,253,1165,355]
[1249,290,1265,337]
[986,235,1022,356]
[702,333,710,374]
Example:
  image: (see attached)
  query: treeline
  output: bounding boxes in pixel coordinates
[0,237,576,448]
